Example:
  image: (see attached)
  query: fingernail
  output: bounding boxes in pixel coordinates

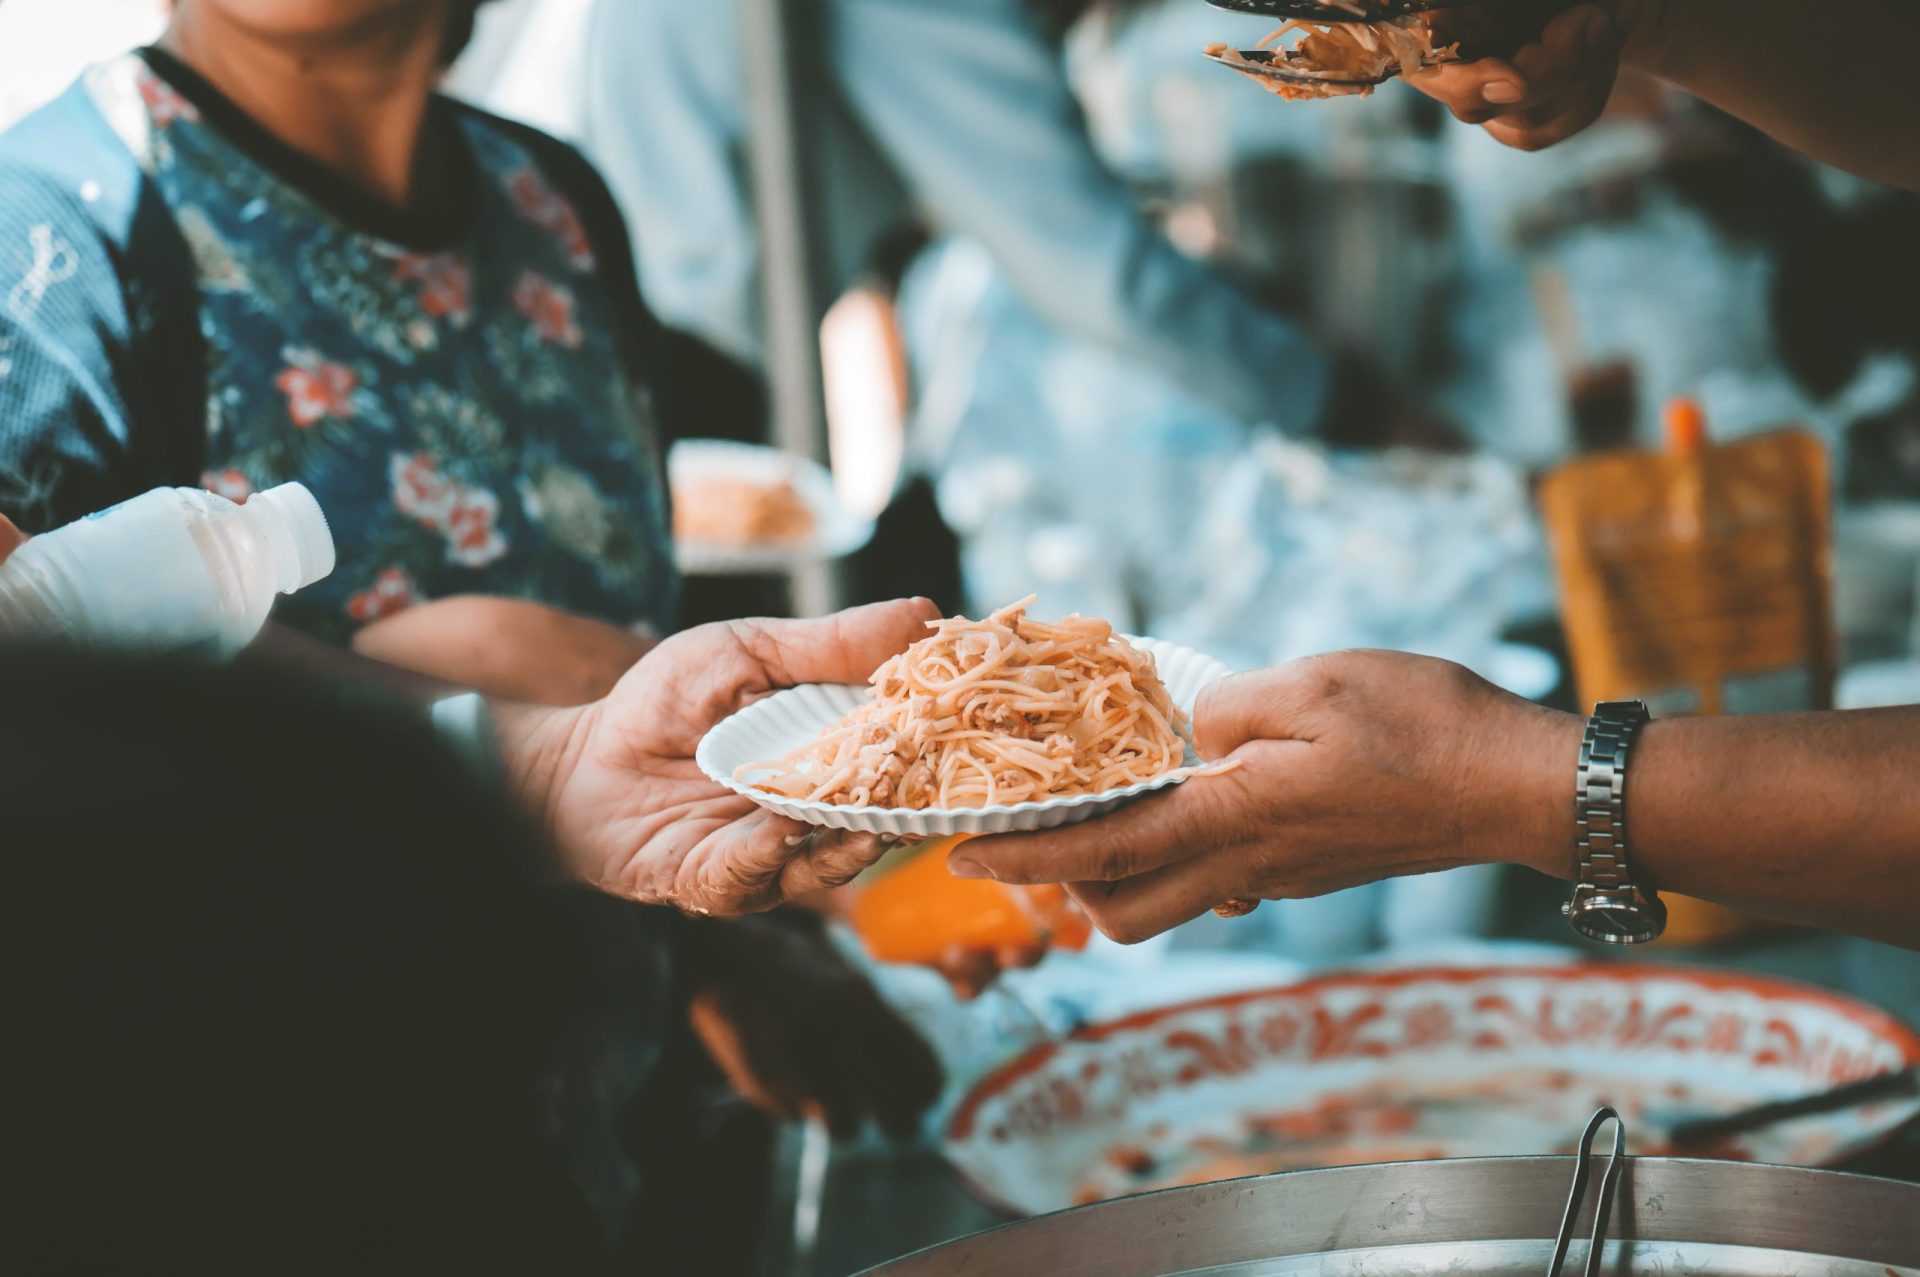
[948,857,992,880]
[1585,12,1613,50]
[1482,80,1523,104]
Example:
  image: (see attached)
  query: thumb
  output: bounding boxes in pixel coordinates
[1192,659,1339,760]
[730,597,941,691]
[0,514,24,565]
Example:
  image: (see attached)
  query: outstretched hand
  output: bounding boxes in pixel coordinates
[1408,1,1649,153]
[949,651,1578,943]
[498,598,941,917]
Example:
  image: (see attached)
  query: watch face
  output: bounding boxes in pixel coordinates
[1566,893,1667,945]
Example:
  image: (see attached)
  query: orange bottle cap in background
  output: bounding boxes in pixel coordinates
[1665,398,1708,453]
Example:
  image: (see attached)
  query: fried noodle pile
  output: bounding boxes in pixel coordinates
[742,597,1231,809]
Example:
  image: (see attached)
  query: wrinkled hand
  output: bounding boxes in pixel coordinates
[950,651,1578,944]
[684,917,942,1138]
[498,598,940,916]
[1408,1,1658,152]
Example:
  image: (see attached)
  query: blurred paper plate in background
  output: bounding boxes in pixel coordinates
[943,964,1920,1215]
[696,638,1233,837]
[670,439,874,575]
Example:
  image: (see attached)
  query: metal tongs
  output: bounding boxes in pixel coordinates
[1203,0,1547,90]
[1547,1108,1628,1277]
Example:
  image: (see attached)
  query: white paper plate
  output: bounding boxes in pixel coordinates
[669,439,874,576]
[695,638,1234,837]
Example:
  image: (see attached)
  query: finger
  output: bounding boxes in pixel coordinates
[1482,79,1613,153]
[671,812,894,916]
[1403,57,1528,120]
[729,597,941,692]
[1408,3,1612,122]
[953,777,1238,885]
[778,827,898,899]
[1191,661,1338,760]
[0,513,23,564]
[1509,2,1615,105]
[1066,852,1272,946]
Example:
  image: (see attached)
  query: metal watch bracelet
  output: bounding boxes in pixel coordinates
[1563,700,1666,945]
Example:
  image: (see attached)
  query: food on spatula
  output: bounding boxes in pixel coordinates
[1208,6,1459,101]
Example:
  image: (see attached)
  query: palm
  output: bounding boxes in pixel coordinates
[544,601,939,916]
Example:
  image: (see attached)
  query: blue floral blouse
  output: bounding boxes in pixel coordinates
[0,49,676,645]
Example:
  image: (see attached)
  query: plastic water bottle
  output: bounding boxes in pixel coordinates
[0,484,335,657]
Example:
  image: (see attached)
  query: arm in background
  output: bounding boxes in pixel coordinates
[829,0,1333,433]
[1412,0,1920,193]
[1629,0,1920,194]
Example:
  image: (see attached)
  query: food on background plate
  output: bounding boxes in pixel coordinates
[1207,8,1460,101]
[739,597,1236,809]
[1069,1070,1730,1206]
[672,475,817,547]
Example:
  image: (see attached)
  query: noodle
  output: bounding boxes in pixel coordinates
[739,597,1235,809]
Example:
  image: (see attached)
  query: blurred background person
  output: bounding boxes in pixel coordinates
[0,0,677,683]
[452,0,1459,628]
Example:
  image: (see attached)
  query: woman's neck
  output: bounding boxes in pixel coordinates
[159,6,451,210]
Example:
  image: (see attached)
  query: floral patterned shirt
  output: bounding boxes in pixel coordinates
[0,49,676,645]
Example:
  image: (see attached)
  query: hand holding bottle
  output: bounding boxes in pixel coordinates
[0,485,334,656]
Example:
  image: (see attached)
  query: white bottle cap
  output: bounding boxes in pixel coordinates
[248,483,337,592]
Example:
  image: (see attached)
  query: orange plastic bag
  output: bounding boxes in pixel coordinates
[852,835,1092,965]
[1539,401,1836,941]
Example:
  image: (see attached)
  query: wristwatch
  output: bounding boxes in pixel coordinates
[1562,700,1667,945]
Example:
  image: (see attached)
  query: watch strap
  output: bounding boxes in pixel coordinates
[1575,700,1651,892]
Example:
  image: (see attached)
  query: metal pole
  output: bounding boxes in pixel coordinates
[739,0,840,616]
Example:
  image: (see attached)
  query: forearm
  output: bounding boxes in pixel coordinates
[1627,0,1920,193]
[242,621,458,706]
[1505,706,1920,947]
[349,596,656,707]
[835,0,1331,432]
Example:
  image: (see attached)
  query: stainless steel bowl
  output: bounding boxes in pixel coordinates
[857,1157,1920,1276]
